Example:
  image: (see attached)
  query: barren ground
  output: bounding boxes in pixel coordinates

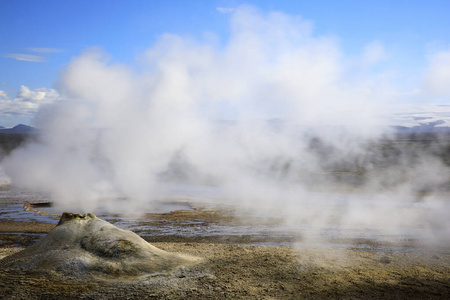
[1,210,450,299]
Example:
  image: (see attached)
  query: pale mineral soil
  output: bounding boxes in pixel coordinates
[1,216,450,299]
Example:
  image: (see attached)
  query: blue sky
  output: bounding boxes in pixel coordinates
[1,0,450,126]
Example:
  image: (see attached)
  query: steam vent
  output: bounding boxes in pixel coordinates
[0,212,201,279]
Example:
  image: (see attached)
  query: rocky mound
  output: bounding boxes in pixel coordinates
[0,212,201,279]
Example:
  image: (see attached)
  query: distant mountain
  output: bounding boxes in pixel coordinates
[393,123,450,134]
[0,124,36,134]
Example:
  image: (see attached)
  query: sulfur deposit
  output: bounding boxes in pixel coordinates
[0,212,201,279]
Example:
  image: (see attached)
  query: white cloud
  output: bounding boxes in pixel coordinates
[362,40,387,66]
[0,86,60,118]
[17,85,60,103]
[389,102,450,127]
[3,53,45,62]
[424,49,450,97]
[26,47,62,53]
[400,88,421,96]
[0,90,8,99]
[217,7,235,14]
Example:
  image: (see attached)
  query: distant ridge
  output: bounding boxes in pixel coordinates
[0,124,36,134]
[0,122,449,135]
[393,125,450,134]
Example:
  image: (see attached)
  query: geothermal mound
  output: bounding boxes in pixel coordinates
[0,212,201,279]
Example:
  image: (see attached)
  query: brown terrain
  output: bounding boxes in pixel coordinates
[0,206,449,299]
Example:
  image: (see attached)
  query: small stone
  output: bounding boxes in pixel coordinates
[379,256,390,264]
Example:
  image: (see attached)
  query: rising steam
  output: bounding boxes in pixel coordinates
[3,6,450,246]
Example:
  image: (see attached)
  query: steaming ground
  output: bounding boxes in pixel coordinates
[0,183,448,254]
[5,132,450,249]
[1,4,449,298]
[1,192,450,299]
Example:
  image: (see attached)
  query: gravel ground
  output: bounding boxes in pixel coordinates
[1,217,450,299]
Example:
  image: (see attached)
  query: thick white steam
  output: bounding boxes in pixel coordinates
[3,6,450,246]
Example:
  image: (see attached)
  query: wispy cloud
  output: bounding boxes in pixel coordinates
[26,47,62,53]
[3,53,45,62]
[216,7,235,14]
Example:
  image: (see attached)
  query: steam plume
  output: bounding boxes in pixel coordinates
[3,6,450,247]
